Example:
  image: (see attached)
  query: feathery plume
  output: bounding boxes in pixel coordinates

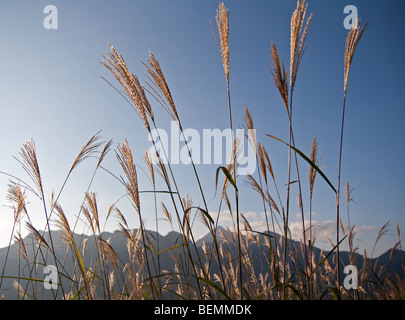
[98,237,120,270]
[53,203,73,247]
[16,138,43,197]
[161,202,172,224]
[211,2,230,86]
[26,222,51,251]
[113,207,129,229]
[290,0,312,92]
[257,143,268,185]
[102,44,151,131]
[270,41,289,113]
[69,132,103,175]
[14,232,29,263]
[7,182,27,223]
[309,137,321,197]
[13,281,26,299]
[144,51,179,123]
[116,139,140,212]
[344,21,368,93]
[82,192,100,234]
[242,106,257,152]
[345,181,356,205]
[96,139,114,170]
[143,150,155,188]
[82,237,88,257]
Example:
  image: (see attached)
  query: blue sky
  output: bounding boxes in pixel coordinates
[0,0,404,257]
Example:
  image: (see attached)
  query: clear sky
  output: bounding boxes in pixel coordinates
[0,0,404,257]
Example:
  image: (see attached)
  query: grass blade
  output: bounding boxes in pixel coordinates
[310,235,347,279]
[152,244,185,258]
[185,206,215,226]
[215,166,238,192]
[267,134,336,193]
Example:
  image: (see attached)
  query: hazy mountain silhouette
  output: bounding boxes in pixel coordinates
[0,228,403,299]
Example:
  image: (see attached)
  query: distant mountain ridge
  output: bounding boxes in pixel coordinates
[0,228,403,299]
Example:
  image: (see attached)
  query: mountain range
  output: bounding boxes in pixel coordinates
[0,227,403,299]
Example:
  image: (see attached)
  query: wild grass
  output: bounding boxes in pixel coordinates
[0,1,403,300]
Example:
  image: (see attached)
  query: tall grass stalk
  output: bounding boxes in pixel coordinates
[336,20,368,289]
[211,2,243,298]
[269,0,312,299]
[309,137,321,278]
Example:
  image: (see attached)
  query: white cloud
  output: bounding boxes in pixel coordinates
[207,210,376,251]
